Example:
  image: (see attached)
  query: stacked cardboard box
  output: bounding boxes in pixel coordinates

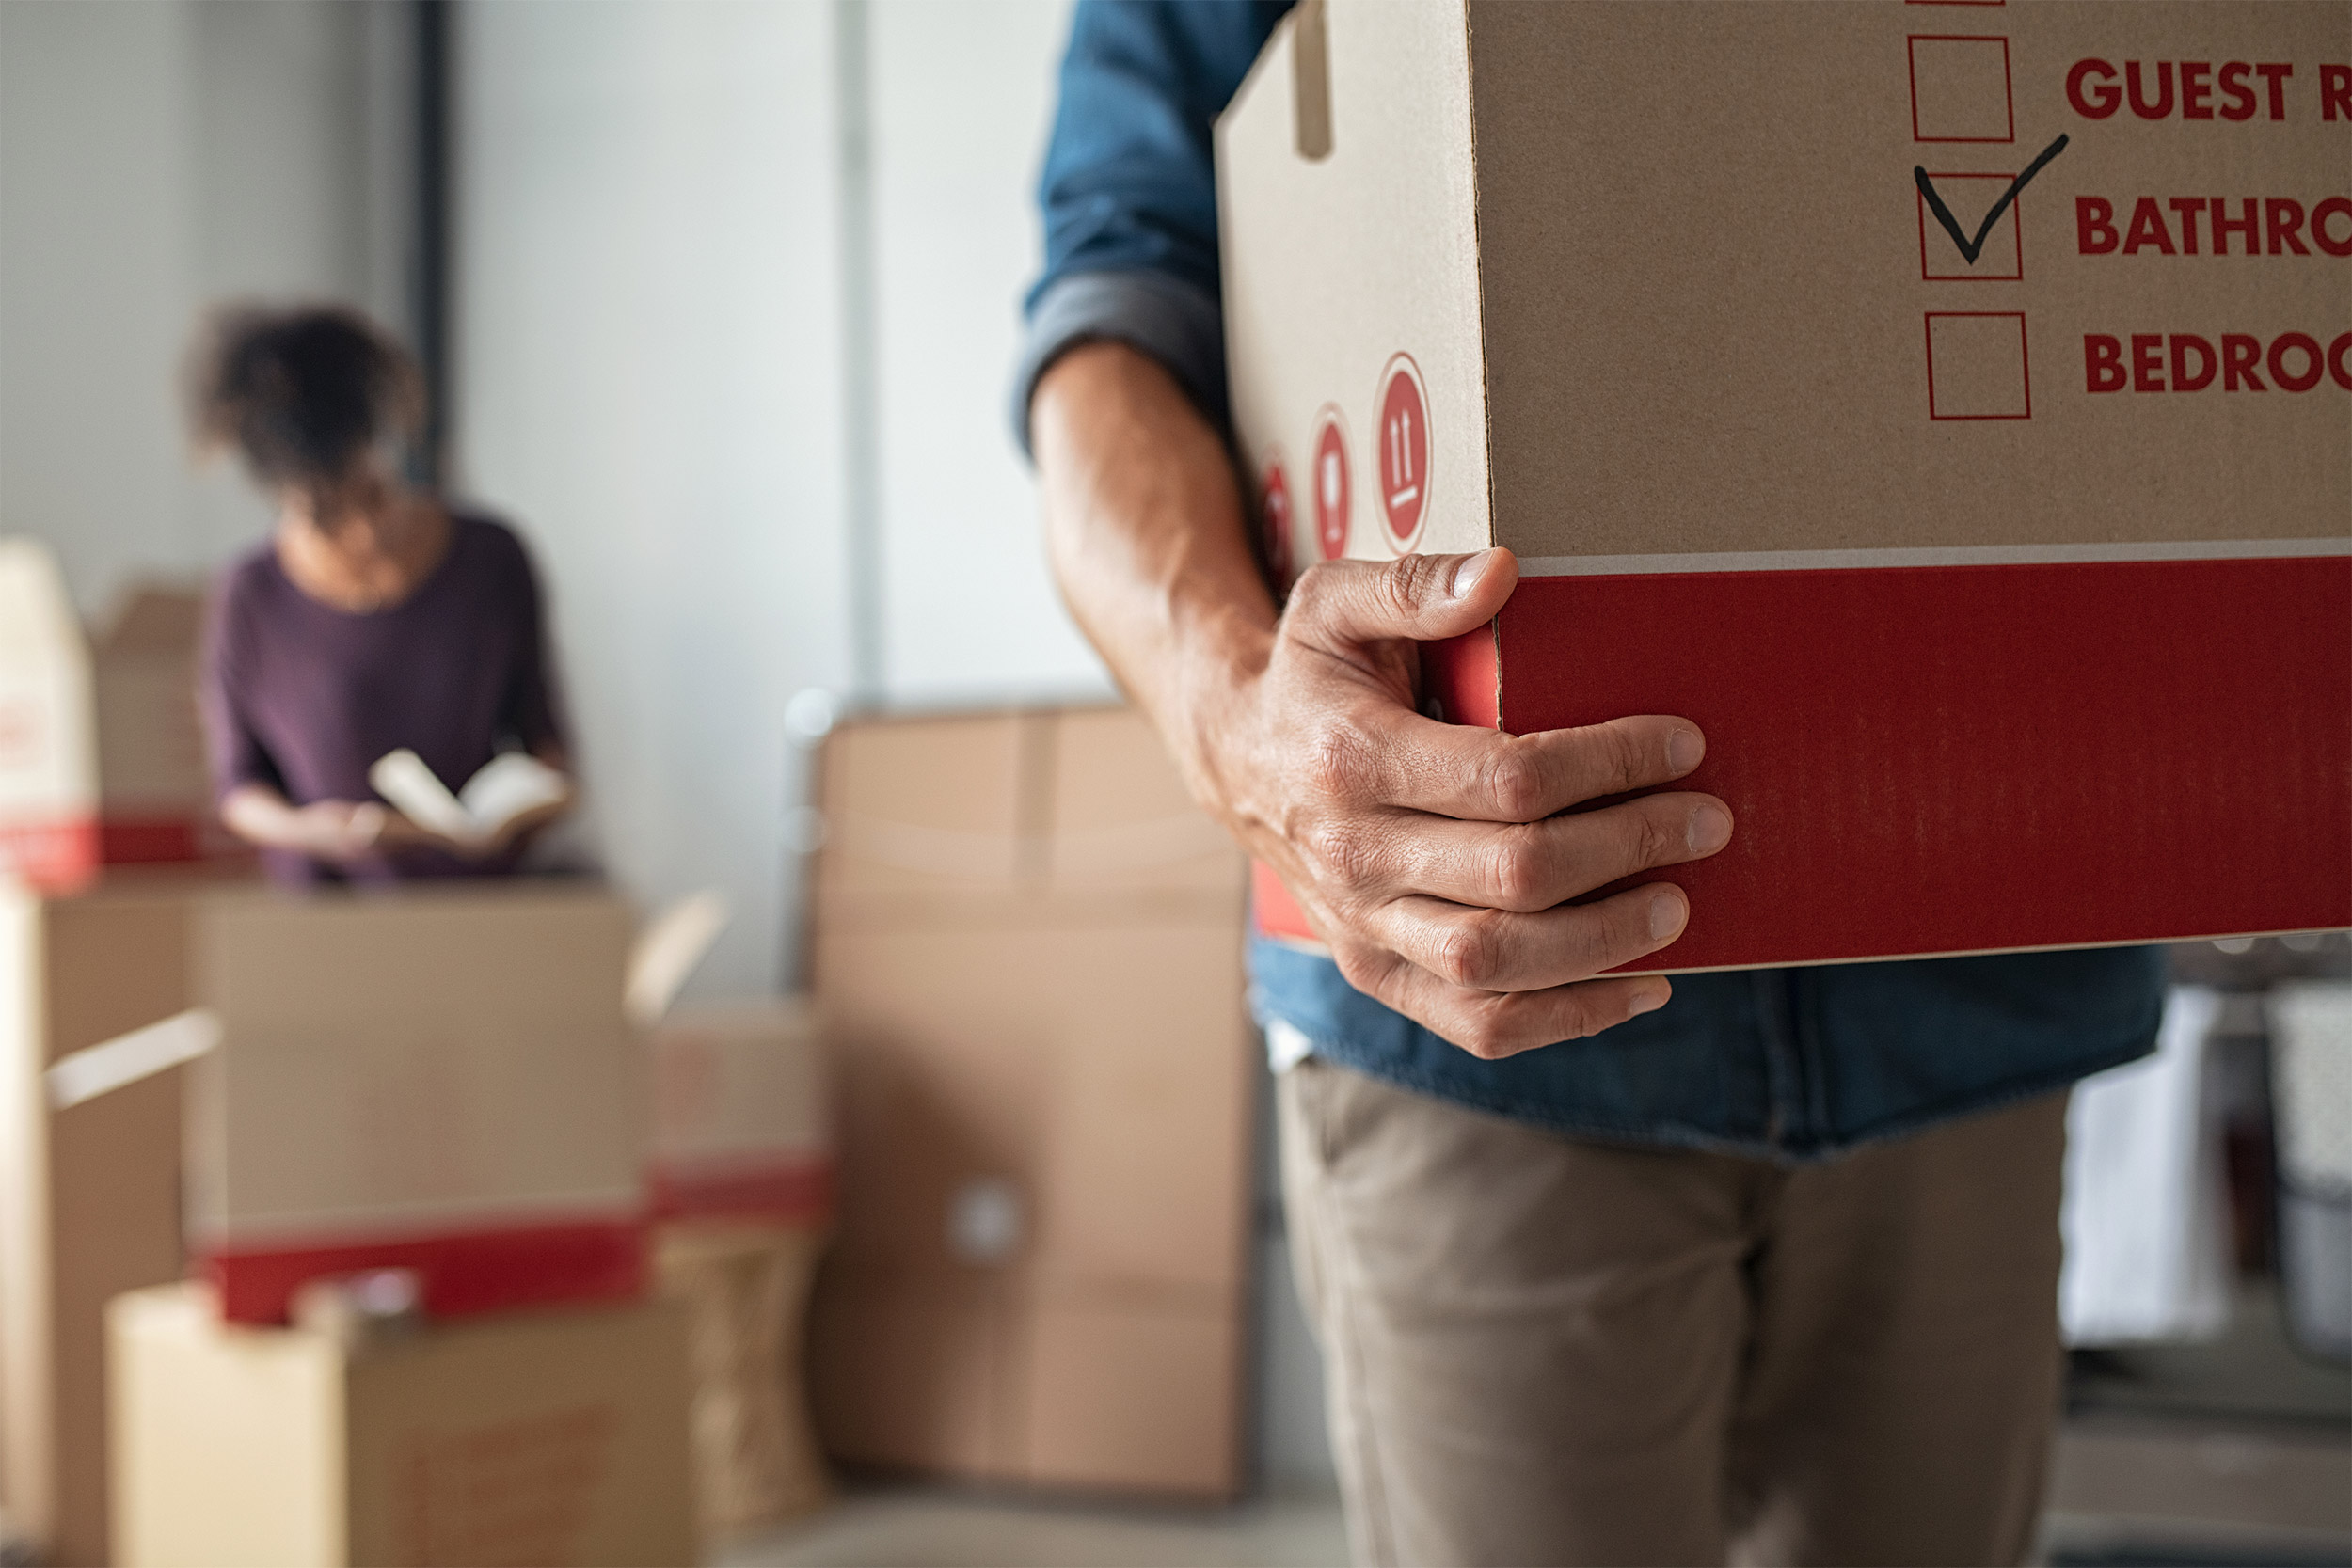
[109,1283,695,1567]
[0,879,196,1566]
[184,885,647,1324]
[649,1000,830,1227]
[3,880,666,1564]
[647,1000,834,1534]
[89,587,229,866]
[0,540,102,890]
[0,540,233,890]
[807,706,1256,1498]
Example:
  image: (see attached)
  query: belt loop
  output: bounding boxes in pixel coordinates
[1748,969,1805,1156]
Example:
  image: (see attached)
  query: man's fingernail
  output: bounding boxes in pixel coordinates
[1628,987,1669,1016]
[1649,893,1687,942]
[1448,549,1498,599]
[1686,804,1732,854]
[1667,727,1704,774]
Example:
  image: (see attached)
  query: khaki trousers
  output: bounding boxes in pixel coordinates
[1279,1058,2069,1568]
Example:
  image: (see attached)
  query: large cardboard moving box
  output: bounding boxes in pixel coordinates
[0,881,192,1566]
[1223,1,2351,970]
[186,885,648,1324]
[808,707,1255,1499]
[109,1283,696,1568]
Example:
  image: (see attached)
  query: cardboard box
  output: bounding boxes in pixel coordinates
[0,540,101,891]
[108,1283,697,1567]
[0,880,193,1566]
[653,1221,830,1537]
[184,884,648,1325]
[1221,2,2352,970]
[807,707,1255,1498]
[650,1001,831,1226]
[90,586,231,867]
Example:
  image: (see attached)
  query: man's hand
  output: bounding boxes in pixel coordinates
[1032,341,1733,1059]
[1217,548,1729,1055]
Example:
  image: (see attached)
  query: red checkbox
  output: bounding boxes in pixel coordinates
[1916,173,2025,280]
[1909,36,2014,143]
[1925,312,2031,420]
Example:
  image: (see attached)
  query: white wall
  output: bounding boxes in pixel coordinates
[867,0,1112,706]
[454,0,1111,997]
[455,0,854,999]
[0,0,407,616]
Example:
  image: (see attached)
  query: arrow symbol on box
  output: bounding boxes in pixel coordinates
[1915,134,2069,265]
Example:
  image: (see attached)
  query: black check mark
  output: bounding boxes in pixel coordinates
[1915,134,2069,265]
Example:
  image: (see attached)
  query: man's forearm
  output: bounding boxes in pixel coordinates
[1031,341,1273,797]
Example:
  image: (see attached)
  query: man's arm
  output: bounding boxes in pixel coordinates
[1032,341,1734,1057]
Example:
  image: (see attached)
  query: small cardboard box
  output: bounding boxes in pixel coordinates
[0,540,101,891]
[0,881,193,1567]
[90,587,230,867]
[186,884,648,1324]
[0,542,237,890]
[807,707,1255,1498]
[107,1283,697,1568]
[1220,1,2352,970]
[649,1001,831,1226]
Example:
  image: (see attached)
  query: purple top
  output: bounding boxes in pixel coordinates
[199,513,569,886]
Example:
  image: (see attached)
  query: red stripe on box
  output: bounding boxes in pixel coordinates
[203,1215,646,1325]
[648,1155,833,1225]
[100,814,200,864]
[1502,554,2351,971]
[0,814,100,893]
[1254,555,2352,968]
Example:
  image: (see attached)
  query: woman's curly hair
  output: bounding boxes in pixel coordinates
[187,304,424,490]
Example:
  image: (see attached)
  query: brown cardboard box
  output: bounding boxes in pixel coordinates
[807,707,1255,1498]
[89,586,229,867]
[0,880,193,1566]
[1221,2,2351,970]
[653,1222,830,1538]
[107,1282,698,1567]
[184,884,647,1324]
[0,540,100,891]
[650,1001,830,1225]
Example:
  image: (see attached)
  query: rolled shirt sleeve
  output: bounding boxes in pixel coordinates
[1010,0,1292,454]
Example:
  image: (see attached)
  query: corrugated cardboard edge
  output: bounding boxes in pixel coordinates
[1457,0,1505,732]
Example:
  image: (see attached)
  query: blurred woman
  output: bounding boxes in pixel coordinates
[191,303,574,885]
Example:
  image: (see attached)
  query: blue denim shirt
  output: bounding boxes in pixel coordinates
[1016,0,2163,1161]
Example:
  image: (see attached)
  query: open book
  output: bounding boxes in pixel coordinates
[367,748,568,849]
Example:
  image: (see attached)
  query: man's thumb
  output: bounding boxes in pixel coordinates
[1286,548,1517,649]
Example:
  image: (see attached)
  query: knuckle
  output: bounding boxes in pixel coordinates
[1330,940,1391,997]
[1454,998,1518,1059]
[1432,911,1506,989]
[1629,804,1681,870]
[1477,749,1545,822]
[1302,817,1378,892]
[1599,723,1647,794]
[1286,561,1340,621]
[1484,826,1546,911]
[1302,723,1378,802]
[1386,552,1446,609]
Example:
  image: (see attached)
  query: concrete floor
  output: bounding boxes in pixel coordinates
[718,1412,2352,1568]
[719,1484,1351,1568]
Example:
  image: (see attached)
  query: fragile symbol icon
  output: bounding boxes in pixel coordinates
[1311,410,1350,560]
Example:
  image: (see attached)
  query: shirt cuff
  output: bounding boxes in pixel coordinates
[1009,269,1227,459]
